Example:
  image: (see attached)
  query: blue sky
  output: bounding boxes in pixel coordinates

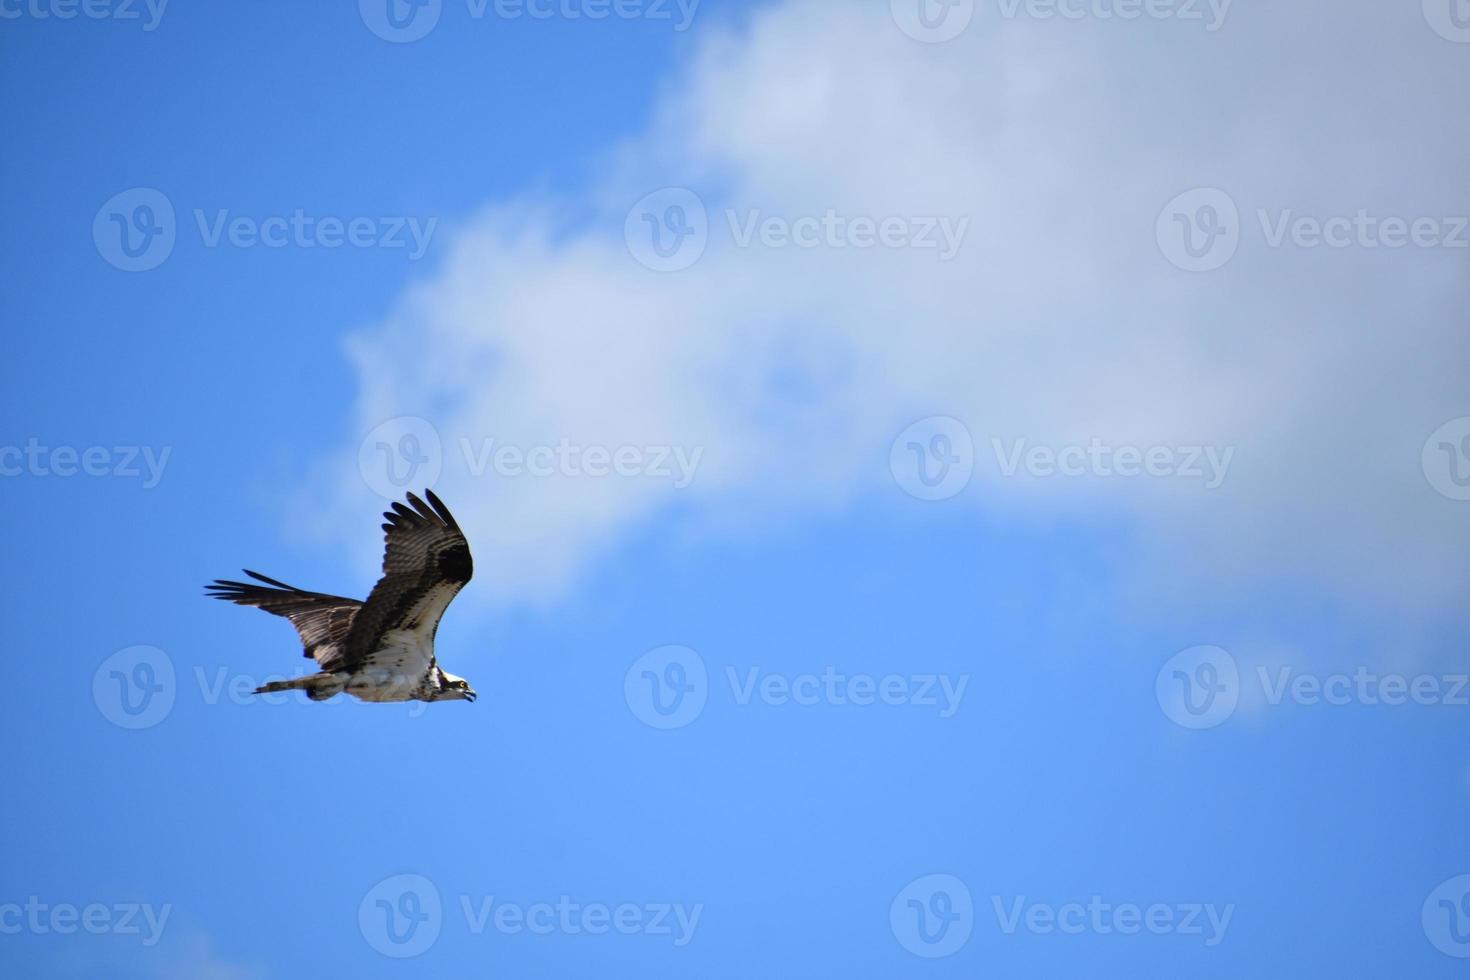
[3,0,1470,976]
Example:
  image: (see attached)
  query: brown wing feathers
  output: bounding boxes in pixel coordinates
[204,570,361,670]
[342,490,473,667]
[205,490,470,674]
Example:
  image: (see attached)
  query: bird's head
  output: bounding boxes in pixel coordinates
[437,671,477,703]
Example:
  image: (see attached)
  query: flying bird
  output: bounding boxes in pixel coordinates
[206,489,477,704]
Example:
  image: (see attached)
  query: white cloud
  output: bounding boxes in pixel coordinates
[313,0,1470,619]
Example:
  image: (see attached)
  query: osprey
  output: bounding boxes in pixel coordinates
[206,489,477,704]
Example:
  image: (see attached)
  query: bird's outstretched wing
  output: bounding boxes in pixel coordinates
[205,571,362,671]
[340,489,473,671]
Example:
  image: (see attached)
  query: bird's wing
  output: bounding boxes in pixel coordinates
[205,571,362,672]
[340,489,473,672]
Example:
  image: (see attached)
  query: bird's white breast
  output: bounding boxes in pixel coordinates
[347,630,437,702]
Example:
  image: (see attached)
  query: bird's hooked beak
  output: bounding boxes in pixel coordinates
[464,689,477,703]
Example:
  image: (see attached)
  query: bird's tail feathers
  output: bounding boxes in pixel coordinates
[253,673,345,701]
